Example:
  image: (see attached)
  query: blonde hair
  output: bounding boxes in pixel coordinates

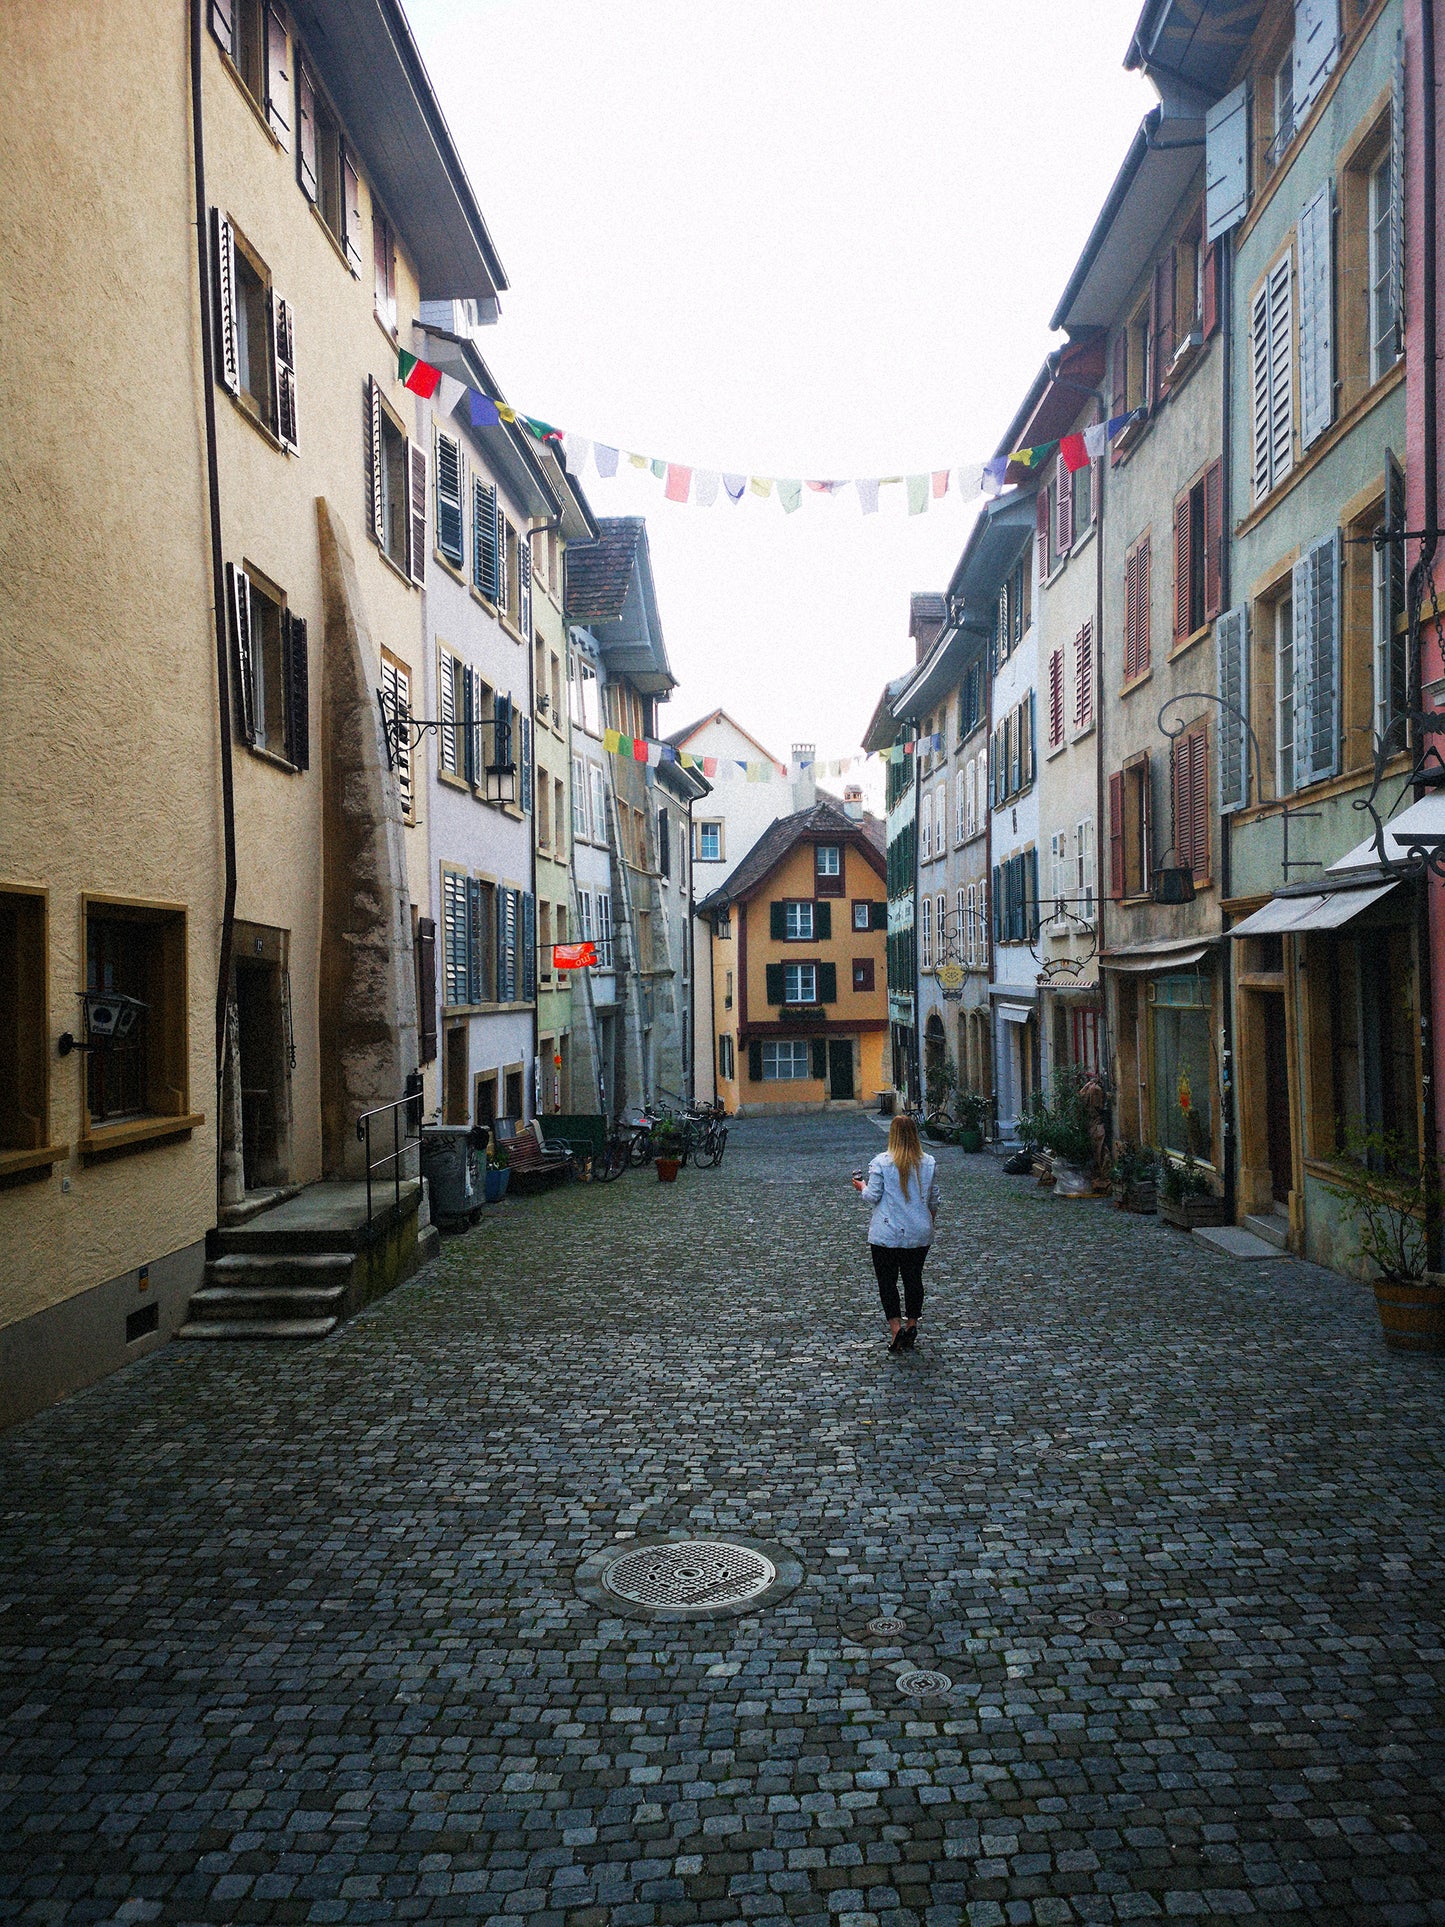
[888,1114,924,1200]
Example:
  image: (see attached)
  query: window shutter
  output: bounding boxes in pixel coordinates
[519,541,533,640]
[210,0,235,54]
[1027,848,1040,940]
[1298,180,1334,450]
[341,147,363,275]
[1295,0,1340,123]
[1205,80,1250,241]
[499,889,518,1002]
[461,664,477,785]
[1250,279,1272,503]
[770,902,786,940]
[1215,605,1250,813]
[522,892,536,1002]
[1203,460,1223,619]
[991,863,1002,941]
[1140,753,1153,889]
[811,1038,827,1080]
[1202,239,1219,338]
[367,377,385,545]
[1056,464,1073,557]
[1268,253,1294,492]
[657,808,670,877]
[1385,448,1408,729]
[283,612,309,769]
[765,962,785,1004]
[380,657,413,818]
[1172,736,1190,874]
[1139,536,1151,676]
[473,479,499,600]
[297,63,318,200]
[819,961,838,1003]
[442,872,466,1006]
[1173,494,1192,643]
[227,564,256,744]
[416,917,438,1061]
[496,513,509,615]
[462,877,482,1006]
[212,209,239,395]
[435,430,464,567]
[1124,545,1139,680]
[264,3,291,147]
[272,293,298,453]
[1109,770,1125,900]
[406,440,427,586]
[1036,486,1050,574]
[1190,726,1209,880]
[1074,620,1093,729]
[870,900,887,931]
[748,1038,763,1081]
[518,709,532,811]
[1295,530,1341,784]
[1111,329,1127,423]
[1154,252,1175,394]
[1048,648,1063,749]
[815,901,832,940]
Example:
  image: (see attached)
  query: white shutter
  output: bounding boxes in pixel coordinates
[437,651,458,775]
[1206,81,1250,241]
[209,0,234,55]
[297,64,318,201]
[213,210,239,396]
[227,563,256,744]
[1293,531,1341,786]
[407,441,427,585]
[1294,0,1340,123]
[519,539,533,639]
[1250,280,1272,503]
[272,294,298,453]
[1215,605,1250,812]
[264,3,291,148]
[367,377,385,545]
[381,656,414,817]
[341,147,363,275]
[1297,182,1334,449]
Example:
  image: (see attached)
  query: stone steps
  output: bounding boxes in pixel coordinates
[1242,1210,1290,1250]
[177,1248,354,1342]
[177,1316,340,1341]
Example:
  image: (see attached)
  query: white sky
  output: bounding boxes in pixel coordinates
[406,0,1155,769]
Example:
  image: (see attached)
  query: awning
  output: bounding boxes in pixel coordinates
[1329,792,1445,872]
[1230,880,1398,937]
[1099,937,1211,973]
[998,1004,1034,1025]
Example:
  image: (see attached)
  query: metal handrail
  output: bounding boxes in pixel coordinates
[356,1079,423,1225]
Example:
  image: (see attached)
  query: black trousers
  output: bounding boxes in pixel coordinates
[870,1244,927,1322]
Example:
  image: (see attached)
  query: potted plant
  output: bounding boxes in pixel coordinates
[1026,1068,1104,1197]
[1110,1142,1158,1214]
[483,1146,511,1204]
[650,1114,684,1183]
[1323,1132,1445,1352]
[955,1091,988,1153]
[1157,1150,1229,1228]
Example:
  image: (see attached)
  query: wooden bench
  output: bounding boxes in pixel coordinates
[501,1123,574,1195]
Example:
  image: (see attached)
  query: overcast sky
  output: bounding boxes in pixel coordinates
[406,0,1155,768]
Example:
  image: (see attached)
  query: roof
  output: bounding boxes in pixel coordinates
[565,518,645,622]
[861,674,912,754]
[289,0,507,306]
[1125,0,1264,98]
[696,800,884,914]
[665,708,782,765]
[565,518,673,695]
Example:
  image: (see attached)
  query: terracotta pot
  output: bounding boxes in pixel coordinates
[656,1157,681,1183]
[1158,1193,1230,1229]
[1372,1275,1445,1352]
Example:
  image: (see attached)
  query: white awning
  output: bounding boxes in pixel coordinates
[998,1004,1034,1024]
[1099,941,1209,973]
[1230,880,1398,936]
[1329,792,1445,871]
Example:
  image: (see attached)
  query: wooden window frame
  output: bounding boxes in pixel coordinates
[77,895,201,1156]
[0,885,65,1177]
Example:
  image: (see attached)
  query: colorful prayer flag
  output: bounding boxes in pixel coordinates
[664,463,692,503]
[932,470,950,499]
[437,373,467,416]
[856,478,880,516]
[749,477,773,498]
[956,463,984,495]
[694,469,720,507]
[632,739,648,763]
[907,474,929,515]
[1083,421,1108,461]
[629,453,648,469]
[595,443,619,478]
[1059,432,1090,473]
[723,474,746,502]
[982,456,1009,496]
[496,404,517,424]
[651,458,667,480]
[702,757,718,777]
[777,479,801,514]
[398,350,441,399]
[604,729,622,753]
[563,432,591,471]
[470,392,501,429]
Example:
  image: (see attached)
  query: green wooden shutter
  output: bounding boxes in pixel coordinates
[748,1039,763,1081]
[811,1039,827,1079]
[870,900,887,931]
[473,479,499,600]
[522,892,536,1002]
[765,962,784,1004]
[818,962,838,1003]
[814,901,831,940]
[770,902,786,940]
[282,612,309,769]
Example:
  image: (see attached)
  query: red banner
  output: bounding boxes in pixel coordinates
[552,942,598,970]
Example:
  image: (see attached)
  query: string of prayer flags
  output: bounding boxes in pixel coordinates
[1006,439,1059,470]
[399,350,442,399]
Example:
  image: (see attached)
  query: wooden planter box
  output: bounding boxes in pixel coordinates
[1373,1275,1445,1352]
[1158,1193,1230,1229]
[1114,1181,1157,1215]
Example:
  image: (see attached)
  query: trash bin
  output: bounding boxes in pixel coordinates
[877,1090,896,1117]
[420,1124,486,1228]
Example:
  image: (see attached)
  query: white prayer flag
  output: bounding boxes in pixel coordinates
[563,432,591,472]
[694,469,720,507]
[436,374,467,417]
[1083,421,1108,461]
[856,478,880,516]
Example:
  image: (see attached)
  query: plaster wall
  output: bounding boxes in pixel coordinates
[532,555,573,1108]
[990,612,1040,999]
[0,0,222,1356]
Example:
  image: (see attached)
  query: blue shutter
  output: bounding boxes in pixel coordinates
[472,478,499,600]
[1298,181,1334,451]
[1215,605,1250,813]
[466,876,484,1005]
[462,666,478,787]
[1300,530,1341,784]
[519,712,532,811]
[436,429,464,567]
[1205,81,1250,241]
[443,871,468,1007]
[522,892,536,1002]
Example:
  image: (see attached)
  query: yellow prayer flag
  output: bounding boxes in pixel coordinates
[748,477,773,498]
[1008,446,1032,467]
[628,453,648,469]
[496,404,517,423]
[603,728,622,753]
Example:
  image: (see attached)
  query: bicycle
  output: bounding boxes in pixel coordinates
[690,1115,729,1168]
[590,1131,631,1182]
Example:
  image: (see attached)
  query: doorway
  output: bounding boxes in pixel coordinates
[231,922,292,1191]
[443,1024,469,1124]
[828,1037,854,1100]
[1262,990,1292,1206]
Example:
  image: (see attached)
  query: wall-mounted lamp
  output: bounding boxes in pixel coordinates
[58,990,148,1056]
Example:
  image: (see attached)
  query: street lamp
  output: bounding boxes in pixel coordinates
[58,989,148,1057]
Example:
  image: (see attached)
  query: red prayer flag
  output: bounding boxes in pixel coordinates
[398,350,442,399]
[931,469,950,498]
[552,942,598,970]
[633,739,649,762]
[1059,432,1090,473]
[664,463,692,503]
[703,756,718,777]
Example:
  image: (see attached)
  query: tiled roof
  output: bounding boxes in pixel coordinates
[565,517,645,622]
[696,800,884,914]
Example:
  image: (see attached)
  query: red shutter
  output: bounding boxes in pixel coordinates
[1075,620,1093,729]
[1049,648,1064,749]
[1174,495,1192,642]
[1124,547,1139,682]
[1203,460,1223,619]
[1201,240,1218,339]
[1172,737,1190,873]
[1138,535,1151,675]
[1191,726,1209,879]
[1109,771,1125,900]
[1036,485,1050,574]
[1155,254,1175,395]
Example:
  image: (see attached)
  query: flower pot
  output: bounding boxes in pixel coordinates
[1372,1275,1445,1352]
[1054,1161,1095,1198]
[483,1167,510,1203]
[1158,1193,1230,1229]
[958,1128,984,1153]
[1115,1181,1157,1215]
[656,1157,681,1183]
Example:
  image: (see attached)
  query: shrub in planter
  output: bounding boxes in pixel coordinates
[955,1091,988,1152]
[1322,1132,1445,1352]
[1157,1151,1229,1227]
[1110,1141,1158,1213]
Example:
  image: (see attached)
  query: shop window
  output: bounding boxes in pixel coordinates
[83,903,189,1135]
[1150,973,1213,1162]
[1327,928,1417,1156]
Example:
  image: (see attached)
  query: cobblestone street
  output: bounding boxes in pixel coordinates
[2,1114,1444,1925]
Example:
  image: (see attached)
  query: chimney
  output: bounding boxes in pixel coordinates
[843,783,864,820]
[791,742,816,810]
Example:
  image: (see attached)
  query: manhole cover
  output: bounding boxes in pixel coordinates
[896,1667,952,1701]
[865,1616,908,1637]
[602,1540,776,1612]
[1087,1610,1125,1628]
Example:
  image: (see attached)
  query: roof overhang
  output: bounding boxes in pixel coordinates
[944,490,1038,624]
[1124,0,1265,99]
[417,328,560,521]
[896,619,990,721]
[861,676,912,753]
[289,0,507,306]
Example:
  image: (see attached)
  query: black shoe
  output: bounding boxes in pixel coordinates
[887,1330,906,1353]
[900,1324,918,1350]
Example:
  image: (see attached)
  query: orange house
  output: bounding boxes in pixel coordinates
[699,800,887,1115]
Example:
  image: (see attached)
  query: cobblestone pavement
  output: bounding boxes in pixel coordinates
[3,1114,1445,1927]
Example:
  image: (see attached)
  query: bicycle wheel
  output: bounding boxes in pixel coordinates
[626,1129,650,1167]
[595,1136,627,1182]
[711,1126,728,1167]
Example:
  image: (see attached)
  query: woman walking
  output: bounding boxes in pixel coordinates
[853,1115,940,1353]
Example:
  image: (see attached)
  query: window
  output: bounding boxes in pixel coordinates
[919,793,933,861]
[596,892,613,968]
[441,872,495,1008]
[1076,818,1096,925]
[82,903,190,1133]
[576,662,602,735]
[578,891,593,946]
[226,564,308,767]
[554,777,567,858]
[965,761,977,838]
[1328,927,1417,1153]
[657,807,671,879]
[472,478,506,606]
[936,894,948,965]
[991,849,1039,944]
[1267,40,1295,176]
[231,234,273,426]
[1124,533,1151,683]
[1072,456,1094,539]
[934,786,947,854]
[210,0,292,139]
[1127,299,1151,411]
[373,209,397,333]
[590,766,608,845]
[853,958,875,992]
[1150,974,1213,1161]
[1369,142,1401,382]
[784,963,817,1005]
[1173,463,1222,644]
[538,901,553,980]
[724,968,734,1010]
[1171,721,1210,882]
[920,895,933,971]
[0,889,50,1167]
[955,771,967,844]
[719,1033,735,1080]
[296,56,363,272]
[537,777,551,852]
[572,757,589,838]
[958,660,984,740]
[761,1040,811,1081]
[1276,591,1296,796]
[1375,461,1408,747]
[380,650,413,820]
[697,820,723,863]
[784,901,814,941]
[815,845,842,894]
[1109,758,1152,900]
[434,428,464,569]
[1250,253,1294,503]
[965,882,978,965]
[1074,620,1094,731]
[213,216,298,455]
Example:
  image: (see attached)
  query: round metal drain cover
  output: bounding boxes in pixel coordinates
[602,1539,776,1612]
[1087,1610,1125,1629]
[896,1667,953,1701]
[865,1616,909,1637]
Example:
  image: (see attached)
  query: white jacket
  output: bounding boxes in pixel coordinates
[862,1151,939,1248]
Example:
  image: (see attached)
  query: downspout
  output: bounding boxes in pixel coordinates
[190,0,239,1107]
[528,581,539,1120]
[911,731,923,1108]
[1217,238,1239,1224]
[1415,0,1441,1265]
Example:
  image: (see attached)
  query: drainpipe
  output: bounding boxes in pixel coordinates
[528,583,539,1122]
[189,0,239,1109]
[911,731,923,1108]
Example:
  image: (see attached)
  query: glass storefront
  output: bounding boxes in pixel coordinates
[1149,972,1213,1162]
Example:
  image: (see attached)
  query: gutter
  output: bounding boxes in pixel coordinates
[190,0,238,1107]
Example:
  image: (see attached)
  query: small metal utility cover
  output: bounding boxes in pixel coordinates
[575,1534,803,1621]
[895,1667,953,1701]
